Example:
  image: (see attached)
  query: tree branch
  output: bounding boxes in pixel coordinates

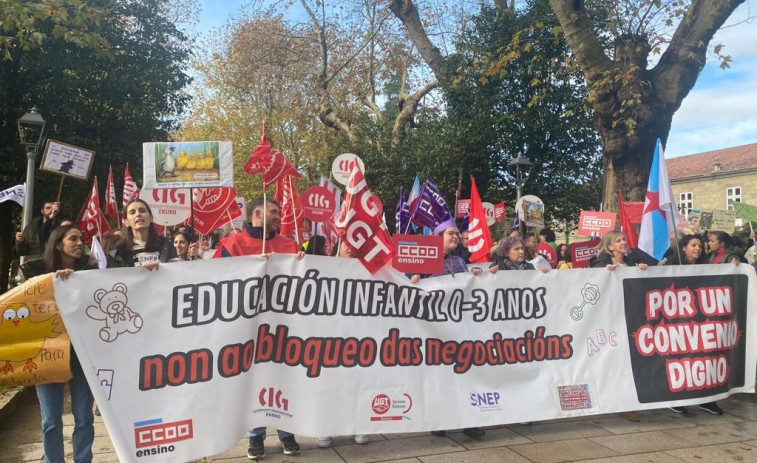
[652,0,745,109]
[548,0,613,83]
[388,0,450,83]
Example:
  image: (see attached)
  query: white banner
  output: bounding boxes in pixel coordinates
[53,259,757,463]
[0,183,25,206]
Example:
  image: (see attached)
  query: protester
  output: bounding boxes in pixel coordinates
[15,200,62,260]
[664,234,725,415]
[524,234,537,261]
[707,231,743,264]
[590,230,649,270]
[34,224,97,463]
[409,220,486,439]
[490,236,536,271]
[107,198,176,268]
[172,231,196,261]
[556,243,572,269]
[539,228,558,252]
[213,196,301,459]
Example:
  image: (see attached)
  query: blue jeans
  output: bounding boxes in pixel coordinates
[36,353,94,463]
[247,427,293,439]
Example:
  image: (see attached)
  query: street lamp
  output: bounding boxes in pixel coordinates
[17,106,46,230]
[507,153,532,234]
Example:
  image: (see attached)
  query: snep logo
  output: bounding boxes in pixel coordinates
[370,393,413,421]
[253,387,294,420]
[469,392,502,412]
[133,417,193,458]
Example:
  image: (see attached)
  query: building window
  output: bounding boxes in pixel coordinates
[679,192,693,216]
[726,187,741,211]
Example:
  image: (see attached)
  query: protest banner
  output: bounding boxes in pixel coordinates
[494,202,506,223]
[0,184,24,206]
[142,141,233,189]
[0,274,71,386]
[49,258,756,462]
[711,209,737,232]
[482,202,495,226]
[456,199,470,218]
[577,211,617,237]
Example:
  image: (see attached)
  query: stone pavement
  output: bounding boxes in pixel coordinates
[3,388,757,462]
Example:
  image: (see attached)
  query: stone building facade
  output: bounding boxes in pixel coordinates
[667,143,757,216]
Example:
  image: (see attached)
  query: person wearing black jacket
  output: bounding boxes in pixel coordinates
[107,199,176,268]
[664,234,725,415]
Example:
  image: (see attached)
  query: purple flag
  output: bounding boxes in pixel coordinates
[424,175,452,226]
[395,187,410,234]
[409,185,437,230]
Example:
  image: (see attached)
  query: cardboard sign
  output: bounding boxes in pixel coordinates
[578,211,617,236]
[570,239,600,268]
[143,141,234,189]
[456,199,470,218]
[39,139,95,181]
[331,153,365,186]
[392,234,443,274]
[711,209,737,232]
[302,186,336,222]
[142,188,192,226]
[0,274,71,386]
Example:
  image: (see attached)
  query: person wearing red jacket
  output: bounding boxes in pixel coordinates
[213,196,302,460]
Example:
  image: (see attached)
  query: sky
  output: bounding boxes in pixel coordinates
[195,0,757,159]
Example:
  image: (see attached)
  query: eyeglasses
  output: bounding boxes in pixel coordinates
[445,231,461,236]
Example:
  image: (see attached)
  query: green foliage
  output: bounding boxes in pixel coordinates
[0,0,192,291]
[444,0,602,233]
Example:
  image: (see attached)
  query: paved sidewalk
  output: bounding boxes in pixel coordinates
[3,389,757,462]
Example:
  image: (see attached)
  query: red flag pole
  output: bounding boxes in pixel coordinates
[289,176,300,243]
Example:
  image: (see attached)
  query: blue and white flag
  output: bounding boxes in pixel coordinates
[638,139,678,260]
[0,184,25,206]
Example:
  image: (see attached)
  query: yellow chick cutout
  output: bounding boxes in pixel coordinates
[0,274,72,386]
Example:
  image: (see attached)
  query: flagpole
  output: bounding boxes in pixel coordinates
[667,203,682,264]
[262,187,267,254]
[289,176,299,243]
[56,176,65,203]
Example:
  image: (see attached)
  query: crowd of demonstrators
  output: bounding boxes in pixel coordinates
[13,189,757,461]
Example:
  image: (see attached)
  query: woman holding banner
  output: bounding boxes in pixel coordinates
[666,234,731,415]
[34,224,98,463]
[489,236,536,272]
[590,230,648,270]
[107,199,176,268]
[411,220,486,439]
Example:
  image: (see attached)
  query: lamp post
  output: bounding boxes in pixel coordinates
[17,106,46,231]
[507,153,532,235]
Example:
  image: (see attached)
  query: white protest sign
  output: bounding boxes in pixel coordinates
[482,201,495,226]
[331,153,365,186]
[142,188,192,226]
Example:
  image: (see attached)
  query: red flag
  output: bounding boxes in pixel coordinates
[208,198,243,232]
[619,190,639,249]
[191,187,238,235]
[77,177,110,245]
[123,163,138,206]
[467,177,493,263]
[274,175,305,243]
[244,124,301,187]
[104,166,119,225]
[332,166,393,274]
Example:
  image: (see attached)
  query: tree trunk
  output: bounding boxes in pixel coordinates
[550,0,745,211]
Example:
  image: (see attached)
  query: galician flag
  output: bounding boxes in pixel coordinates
[638,139,678,260]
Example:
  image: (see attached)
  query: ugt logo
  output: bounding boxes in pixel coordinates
[259,387,289,411]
